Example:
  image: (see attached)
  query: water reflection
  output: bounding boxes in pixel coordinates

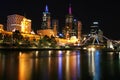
[0,51,19,80]
[58,55,62,80]
[66,52,70,80]
[119,52,120,70]
[0,50,81,80]
[88,50,101,80]
[18,53,33,80]
[108,52,114,76]
[0,50,120,80]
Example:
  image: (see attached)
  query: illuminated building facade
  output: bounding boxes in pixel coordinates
[21,18,31,33]
[65,4,73,29]
[82,22,104,45]
[63,4,74,39]
[90,22,103,42]
[37,29,54,37]
[63,4,82,42]
[90,22,99,35]
[38,5,58,37]
[0,24,4,32]
[41,5,51,29]
[52,19,59,36]
[7,14,31,33]
[77,21,82,43]
[7,14,24,32]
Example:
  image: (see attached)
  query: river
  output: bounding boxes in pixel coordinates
[0,49,120,80]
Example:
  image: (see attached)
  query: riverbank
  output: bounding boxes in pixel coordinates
[0,45,120,52]
[0,46,82,51]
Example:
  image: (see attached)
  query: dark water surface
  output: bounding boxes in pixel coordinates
[0,50,120,80]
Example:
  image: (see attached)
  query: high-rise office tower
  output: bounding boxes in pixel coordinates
[65,4,73,30]
[72,19,78,36]
[77,21,82,43]
[7,14,31,33]
[63,4,74,39]
[89,22,104,44]
[90,22,99,35]
[41,5,51,29]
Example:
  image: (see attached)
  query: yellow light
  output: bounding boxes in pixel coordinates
[83,47,87,50]
[21,18,31,33]
[88,47,96,51]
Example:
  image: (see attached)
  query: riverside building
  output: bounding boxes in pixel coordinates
[7,14,31,34]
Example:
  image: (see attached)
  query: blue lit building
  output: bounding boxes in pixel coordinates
[41,5,51,29]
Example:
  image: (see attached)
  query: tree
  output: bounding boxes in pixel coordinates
[12,30,23,41]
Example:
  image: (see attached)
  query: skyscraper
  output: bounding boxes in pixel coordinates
[77,21,82,43]
[41,5,51,29]
[65,4,73,30]
[63,4,74,39]
[37,5,56,37]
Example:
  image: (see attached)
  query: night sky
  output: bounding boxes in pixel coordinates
[0,0,120,40]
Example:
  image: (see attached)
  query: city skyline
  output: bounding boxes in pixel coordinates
[0,0,120,39]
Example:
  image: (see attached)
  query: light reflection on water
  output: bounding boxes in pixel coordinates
[19,53,33,80]
[88,50,101,80]
[0,50,120,80]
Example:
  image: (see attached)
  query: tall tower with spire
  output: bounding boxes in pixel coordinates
[41,5,51,29]
[63,4,74,39]
[65,4,73,30]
